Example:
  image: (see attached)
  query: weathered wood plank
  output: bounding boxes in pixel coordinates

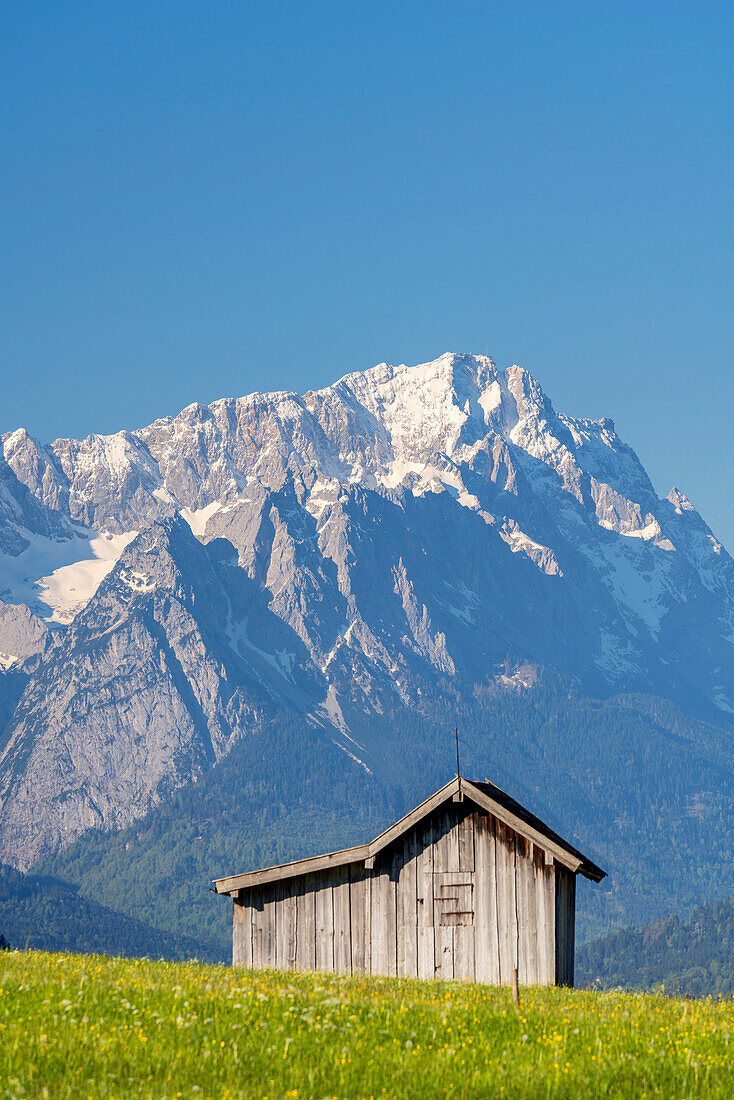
[315,871,335,972]
[555,865,575,986]
[416,816,435,979]
[389,848,401,976]
[370,853,397,976]
[433,812,447,877]
[250,887,265,968]
[433,875,473,922]
[349,865,371,975]
[563,867,573,987]
[495,820,518,985]
[453,917,475,980]
[369,862,384,976]
[434,924,454,979]
[261,883,277,970]
[516,839,529,986]
[515,837,538,986]
[562,866,572,986]
[554,867,564,985]
[255,885,275,969]
[435,806,462,874]
[558,869,574,987]
[567,872,576,988]
[473,811,500,984]
[440,912,473,928]
[453,812,475,981]
[433,809,455,980]
[333,865,351,974]
[431,871,474,886]
[295,876,316,972]
[397,827,418,978]
[276,879,297,971]
[232,900,251,968]
[534,847,556,986]
[458,809,475,873]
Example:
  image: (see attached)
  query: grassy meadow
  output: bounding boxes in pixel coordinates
[2,950,734,1098]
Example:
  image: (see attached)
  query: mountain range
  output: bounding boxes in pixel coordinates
[1,352,733,947]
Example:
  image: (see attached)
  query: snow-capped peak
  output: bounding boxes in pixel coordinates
[1,350,731,677]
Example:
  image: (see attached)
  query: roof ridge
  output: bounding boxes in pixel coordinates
[212,776,605,896]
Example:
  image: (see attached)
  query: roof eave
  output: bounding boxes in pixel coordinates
[212,842,370,896]
[211,778,463,896]
[579,863,607,883]
[212,775,607,894]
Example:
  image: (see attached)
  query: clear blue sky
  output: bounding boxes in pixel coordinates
[2,3,734,546]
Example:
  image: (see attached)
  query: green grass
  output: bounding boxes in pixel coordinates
[2,951,734,1098]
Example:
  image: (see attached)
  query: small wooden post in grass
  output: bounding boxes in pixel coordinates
[511,967,520,1007]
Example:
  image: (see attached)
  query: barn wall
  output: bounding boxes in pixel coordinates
[554,864,576,987]
[232,801,569,986]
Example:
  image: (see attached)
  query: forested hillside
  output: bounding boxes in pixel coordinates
[578,895,734,997]
[0,863,223,962]
[37,675,734,949]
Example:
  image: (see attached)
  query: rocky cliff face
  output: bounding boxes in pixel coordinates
[1,352,733,868]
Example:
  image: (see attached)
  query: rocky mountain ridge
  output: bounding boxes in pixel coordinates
[1,352,733,869]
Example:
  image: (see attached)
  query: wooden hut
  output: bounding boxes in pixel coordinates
[212,776,605,986]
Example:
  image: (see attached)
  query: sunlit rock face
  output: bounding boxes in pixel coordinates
[1,352,733,868]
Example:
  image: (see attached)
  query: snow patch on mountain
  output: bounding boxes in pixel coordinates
[0,527,137,623]
[180,501,224,538]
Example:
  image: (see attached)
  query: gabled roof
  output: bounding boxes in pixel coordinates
[212,776,606,896]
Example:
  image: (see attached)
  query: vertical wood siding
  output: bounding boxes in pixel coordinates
[333,865,351,974]
[473,811,500,983]
[232,803,571,986]
[495,819,518,984]
[349,864,370,974]
[315,870,335,972]
[555,864,576,987]
[275,879,296,970]
[397,826,418,978]
[415,816,435,980]
[232,896,251,968]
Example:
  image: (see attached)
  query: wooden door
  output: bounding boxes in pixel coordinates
[431,805,476,980]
